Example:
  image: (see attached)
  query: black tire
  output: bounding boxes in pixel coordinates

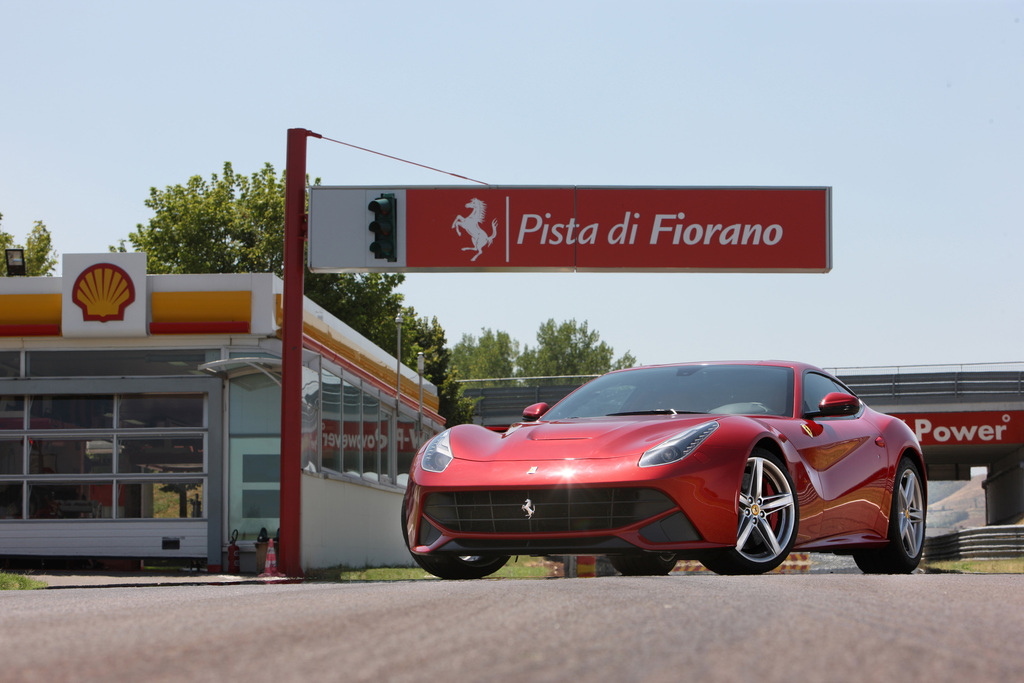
[410,553,511,580]
[854,456,926,574]
[401,490,510,580]
[700,448,799,575]
[609,552,678,576]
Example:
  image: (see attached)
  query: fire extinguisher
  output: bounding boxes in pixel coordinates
[227,529,240,574]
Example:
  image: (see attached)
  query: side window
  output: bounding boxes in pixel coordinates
[802,373,849,416]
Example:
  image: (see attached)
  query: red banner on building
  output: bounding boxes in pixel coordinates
[892,411,1024,446]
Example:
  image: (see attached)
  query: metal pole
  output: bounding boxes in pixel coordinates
[395,312,404,415]
[417,351,425,447]
[280,127,320,578]
[394,312,403,484]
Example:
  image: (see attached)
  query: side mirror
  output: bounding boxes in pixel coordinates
[814,392,860,418]
[522,402,550,422]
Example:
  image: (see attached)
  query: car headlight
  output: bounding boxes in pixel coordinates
[639,421,719,468]
[420,430,454,473]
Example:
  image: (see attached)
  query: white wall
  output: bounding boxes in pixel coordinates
[300,473,414,570]
[2,520,207,557]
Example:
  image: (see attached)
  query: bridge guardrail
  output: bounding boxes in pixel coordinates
[841,371,1024,400]
[924,525,1024,562]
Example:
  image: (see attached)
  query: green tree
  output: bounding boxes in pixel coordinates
[120,163,472,425]
[120,162,405,353]
[121,162,290,274]
[451,328,520,381]
[0,213,58,276]
[517,318,636,379]
[403,309,475,426]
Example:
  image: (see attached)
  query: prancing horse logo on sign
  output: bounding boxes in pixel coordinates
[522,498,536,519]
[452,198,498,262]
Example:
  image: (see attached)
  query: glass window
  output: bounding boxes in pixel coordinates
[321,371,342,473]
[119,481,204,519]
[243,452,280,483]
[27,349,218,377]
[229,372,280,435]
[119,394,204,428]
[228,436,279,540]
[0,438,23,474]
[543,364,795,420]
[301,364,321,472]
[118,437,204,474]
[343,381,361,476]
[362,393,380,481]
[30,438,113,475]
[0,396,23,429]
[30,395,113,430]
[28,483,112,519]
[242,489,279,520]
[0,483,22,519]
[379,408,392,484]
[802,372,850,416]
[0,351,19,378]
[396,418,418,486]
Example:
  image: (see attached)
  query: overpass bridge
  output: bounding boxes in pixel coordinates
[461,364,1024,527]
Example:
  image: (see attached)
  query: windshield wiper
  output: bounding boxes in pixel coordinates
[606,409,704,416]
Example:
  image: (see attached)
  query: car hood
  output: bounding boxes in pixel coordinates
[448,415,725,462]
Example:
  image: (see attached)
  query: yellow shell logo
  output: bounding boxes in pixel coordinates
[72,263,136,322]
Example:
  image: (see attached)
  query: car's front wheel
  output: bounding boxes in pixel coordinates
[411,553,511,580]
[854,456,925,574]
[401,490,510,579]
[701,448,798,575]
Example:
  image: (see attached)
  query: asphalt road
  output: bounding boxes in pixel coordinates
[2,574,1022,682]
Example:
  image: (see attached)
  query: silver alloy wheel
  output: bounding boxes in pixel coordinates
[897,468,925,557]
[736,456,797,563]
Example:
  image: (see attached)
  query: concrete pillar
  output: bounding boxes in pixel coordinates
[983,446,1024,524]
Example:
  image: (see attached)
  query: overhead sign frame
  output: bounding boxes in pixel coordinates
[308,185,831,274]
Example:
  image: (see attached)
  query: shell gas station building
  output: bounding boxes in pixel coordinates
[0,252,443,573]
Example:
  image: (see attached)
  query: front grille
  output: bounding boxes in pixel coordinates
[422,487,676,534]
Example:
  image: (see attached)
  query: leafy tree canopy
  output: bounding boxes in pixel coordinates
[402,308,475,426]
[0,213,58,276]
[519,318,636,377]
[452,328,520,380]
[119,163,475,425]
[452,318,636,382]
[119,162,406,350]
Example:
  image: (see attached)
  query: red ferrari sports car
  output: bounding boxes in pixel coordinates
[403,361,926,578]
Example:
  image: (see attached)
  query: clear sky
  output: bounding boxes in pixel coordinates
[2,0,1022,371]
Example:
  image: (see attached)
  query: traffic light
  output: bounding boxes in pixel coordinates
[368,193,398,262]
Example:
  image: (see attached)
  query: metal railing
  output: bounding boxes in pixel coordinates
[924,525,1024,562]
[832,364,1024,402]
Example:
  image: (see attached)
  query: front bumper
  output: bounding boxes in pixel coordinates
[413,486,709,556]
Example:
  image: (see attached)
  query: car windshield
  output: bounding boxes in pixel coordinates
[542,364,795,420]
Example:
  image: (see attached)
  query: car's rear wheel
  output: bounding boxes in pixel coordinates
[853,456,925,574]
[609,552,678,576]
[700,448,798,575]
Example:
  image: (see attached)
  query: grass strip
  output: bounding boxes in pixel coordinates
[0,572,48,590]
[923,558,1024,574]
[308,557,557,582]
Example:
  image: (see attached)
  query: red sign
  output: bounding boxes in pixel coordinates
[307,186,831,273]
[893,411,1024,446]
